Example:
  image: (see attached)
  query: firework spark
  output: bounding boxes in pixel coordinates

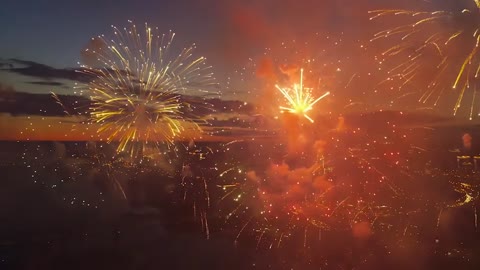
[20,142,133,209]
[79,21,215,157]
[214,123,408,248]
[178,143,217,239]
[276,69,330,123]
[369,1,480,119]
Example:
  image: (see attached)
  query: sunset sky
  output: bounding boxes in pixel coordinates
[0,0,477,141]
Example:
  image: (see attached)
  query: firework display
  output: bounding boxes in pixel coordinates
[79,21,216,157]
[370,0,480,119]
[5,5,480,269]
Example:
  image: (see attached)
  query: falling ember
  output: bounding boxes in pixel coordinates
[369,1,480,118]
[275,68,330,123]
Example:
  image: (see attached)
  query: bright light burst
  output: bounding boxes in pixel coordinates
[80,21,215,156]
[276,69,330,122]
[369,1,480,119]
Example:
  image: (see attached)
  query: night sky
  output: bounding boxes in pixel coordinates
[0,0,389,93]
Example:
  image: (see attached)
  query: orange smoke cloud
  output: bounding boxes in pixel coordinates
[256,57,276,80]
[218,3,271,63]
[212,0,390,62]
[242,122,336,226]
[352,221,373,239]
[246,160,333,223]
[279,63,300,77]
[336,116,346,131]
[230,5,270,45]
[280,113,307,155]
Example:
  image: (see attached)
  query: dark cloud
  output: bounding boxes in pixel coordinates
[0,82,15,93]
[0,90,255,120]
[1,58,222,95]
[0,91,89,117]
[0,59,252,115]
[26,81,65,86]
[0,90,272,140]
[0,88,451,136]
[0,62,13,69]
[1,58,92,83]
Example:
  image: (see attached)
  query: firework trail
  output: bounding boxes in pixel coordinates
[20,142,131,209]
[177,142,217,238]
[79,21,216,157]
[51,92,73,116]
[370,1,480,119]
[276,68,330,123]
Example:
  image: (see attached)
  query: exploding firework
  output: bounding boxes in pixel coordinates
[176,142,218,238]
[79,21,216,157]
[370,1,480,119]
[223,32,368,119]
[276,68,330,123]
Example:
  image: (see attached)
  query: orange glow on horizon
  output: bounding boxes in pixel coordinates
[0,115,273,142]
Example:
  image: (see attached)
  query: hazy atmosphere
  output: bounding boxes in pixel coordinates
[2,1,480,269]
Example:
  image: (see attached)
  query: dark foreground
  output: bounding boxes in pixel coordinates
[1,134,480,270]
